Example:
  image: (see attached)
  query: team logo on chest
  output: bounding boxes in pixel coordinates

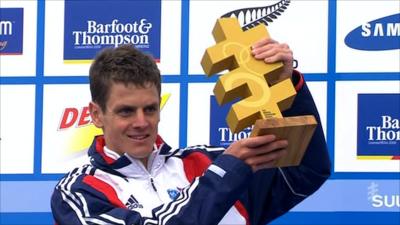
[167,188,182,201]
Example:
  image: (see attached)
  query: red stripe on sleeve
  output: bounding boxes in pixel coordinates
[234,201,250,225]
[182,152,212,182]
[293,70,304,92]
[83,175,126,208]
[182,152,250,224]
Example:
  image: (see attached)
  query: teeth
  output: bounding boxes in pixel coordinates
[129,135,147,140]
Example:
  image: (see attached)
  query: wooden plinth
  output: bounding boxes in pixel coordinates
[250,115,317,167]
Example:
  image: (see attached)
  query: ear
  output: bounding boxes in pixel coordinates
[89,101,104,128]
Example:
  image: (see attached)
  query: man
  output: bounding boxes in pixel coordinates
[51,38,331,225]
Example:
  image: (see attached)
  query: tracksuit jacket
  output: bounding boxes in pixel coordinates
[51,71,331,225]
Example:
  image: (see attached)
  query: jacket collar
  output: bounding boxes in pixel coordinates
[88,135,172,178]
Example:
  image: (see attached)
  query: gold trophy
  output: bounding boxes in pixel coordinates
[201,18,317,167]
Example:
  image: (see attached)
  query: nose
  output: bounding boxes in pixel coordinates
[133,110,149,128]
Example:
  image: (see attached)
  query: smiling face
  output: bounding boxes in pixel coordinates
[90,82,160,166]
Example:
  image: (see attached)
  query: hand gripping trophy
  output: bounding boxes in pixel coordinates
[201,18,317,167]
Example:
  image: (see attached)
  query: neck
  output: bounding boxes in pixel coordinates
[139,157,148,169]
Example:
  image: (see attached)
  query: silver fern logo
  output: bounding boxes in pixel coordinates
[220,0,291,30]
[220,1,297,68]
[367,182,379,202]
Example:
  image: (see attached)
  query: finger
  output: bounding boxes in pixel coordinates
[241,134,276,148]
[250,149,288,171]
[252,41,289,54]
[252,41,285,57]
[253,148,288,164]
[252,139,289,156]
[280,43,290,50]
[253,44,292,61]
[251,38,277,49]
[263,51,293,64]
[252,44,276,59]
[241,139,288,159]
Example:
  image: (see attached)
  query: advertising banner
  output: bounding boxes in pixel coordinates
[0,8,23,55]
[63,0,161,63]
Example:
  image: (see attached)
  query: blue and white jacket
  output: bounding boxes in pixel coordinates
[51,73,331,225]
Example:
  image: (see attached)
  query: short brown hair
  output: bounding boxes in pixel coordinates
[89,45,161,111]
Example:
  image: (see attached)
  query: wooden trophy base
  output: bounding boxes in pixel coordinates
[250,115,317,167]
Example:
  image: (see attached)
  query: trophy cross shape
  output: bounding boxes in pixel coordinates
[201,17,317,167]
[201,17,296,133]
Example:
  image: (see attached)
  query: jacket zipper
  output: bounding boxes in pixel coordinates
[149,175,162,203]
[150,176,158,192]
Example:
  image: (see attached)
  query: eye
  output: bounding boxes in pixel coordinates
[144,105,158,114]
[117,107,134,117]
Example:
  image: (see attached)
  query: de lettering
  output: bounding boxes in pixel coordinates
[59,107,92,129]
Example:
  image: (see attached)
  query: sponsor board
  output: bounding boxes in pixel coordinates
[44,1,180,76]
[41,84,178,173]
[189,0,328,74]
[209,96,252,147]
[336,1,400,72]
[1,179,398,213]
[0,1,37,76]
[41,84,93,173]
[335,81,400,172]
[0,8,23,55]
[63,0,161,63]
[0,85,35,174]
[357,94,399,160]
[345,13,400,51]
[293,180,400,212]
